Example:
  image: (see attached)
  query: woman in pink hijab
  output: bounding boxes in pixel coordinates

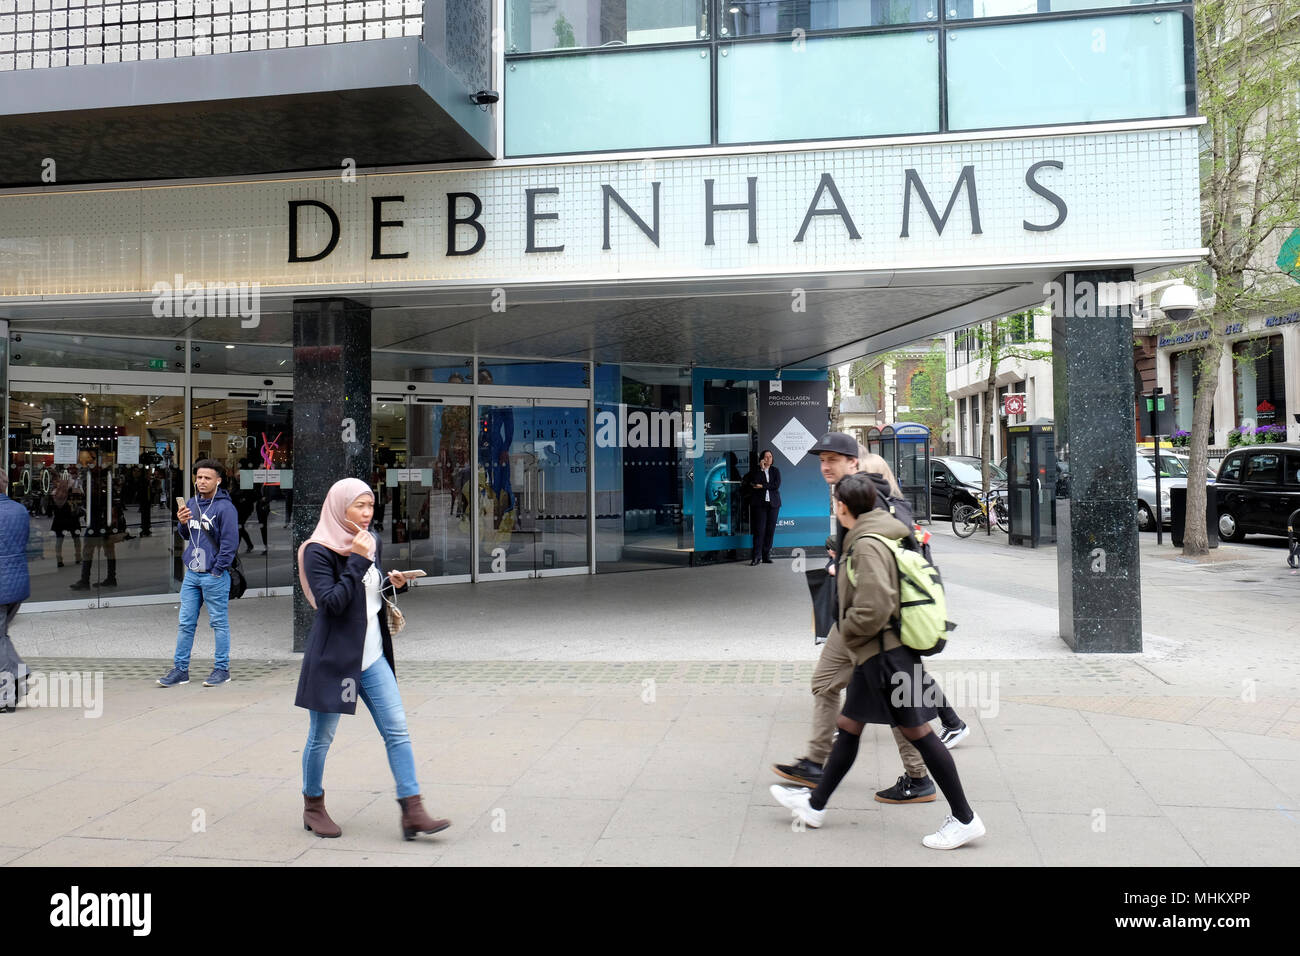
[294,477,449,841]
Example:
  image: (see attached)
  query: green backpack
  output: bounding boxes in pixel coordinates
[846,532,954,656]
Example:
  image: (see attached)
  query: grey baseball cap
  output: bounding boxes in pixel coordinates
[806,432,859,457]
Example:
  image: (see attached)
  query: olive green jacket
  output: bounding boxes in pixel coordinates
[836,508,911,667]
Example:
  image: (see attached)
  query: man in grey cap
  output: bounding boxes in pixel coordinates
[771,432,940,803]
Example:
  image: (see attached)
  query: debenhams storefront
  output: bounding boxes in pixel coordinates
[1,4,1204,655]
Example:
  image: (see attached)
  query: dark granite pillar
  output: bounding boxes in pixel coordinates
[292,299,371,652]
[1052,270,1142,652]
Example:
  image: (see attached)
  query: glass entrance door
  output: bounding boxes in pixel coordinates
[372,390,473,581]
[7,382,185,605]
[476,399,590,579]
[191,386,295,594]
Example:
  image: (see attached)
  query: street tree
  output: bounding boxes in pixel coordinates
[966,311,1052,502]
[1174,0,1300,556]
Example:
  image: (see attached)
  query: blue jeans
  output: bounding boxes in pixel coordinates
[172,569,231,671]
[302,656,420,799]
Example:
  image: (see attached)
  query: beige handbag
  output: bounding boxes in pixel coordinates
[382,583,406,635]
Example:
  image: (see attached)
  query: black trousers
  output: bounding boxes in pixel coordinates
[750,501,779,559]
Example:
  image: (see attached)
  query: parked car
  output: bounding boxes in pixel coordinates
[1139,448,1216,483]
[930,456,1006,518]
[1136,453,1187,531]
[1213,444,1300,542]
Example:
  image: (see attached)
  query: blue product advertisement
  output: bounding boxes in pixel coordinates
[691,369,829,553]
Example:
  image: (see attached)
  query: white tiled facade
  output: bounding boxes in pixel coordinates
[0,0,425,70]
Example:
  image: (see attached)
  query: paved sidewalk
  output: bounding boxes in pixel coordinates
[2,524,1297,866]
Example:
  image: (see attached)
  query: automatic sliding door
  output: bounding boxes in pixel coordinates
[373,392,472,580]
[7,383,184,605]
[477,399,589,579]
[191,387,294,593]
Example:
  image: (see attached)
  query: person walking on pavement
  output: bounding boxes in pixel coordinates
[294,478,450,842]
[771,472,985,849]
[857,452,969,805]
[771,434,966,803]
[0,472,31,713]
[745,449,782,565]
[158,460,238,688]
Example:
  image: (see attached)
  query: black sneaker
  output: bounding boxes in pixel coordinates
[939,721,969,749]
[875,774,937,804]
[772,757,824,789]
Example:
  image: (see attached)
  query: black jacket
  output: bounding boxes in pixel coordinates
[744,465,782,510]
[294,537,406,714]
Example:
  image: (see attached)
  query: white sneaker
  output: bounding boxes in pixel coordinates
[922,812,986,849]
[769,785,826,829]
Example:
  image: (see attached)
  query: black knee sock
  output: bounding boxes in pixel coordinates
[809,729,860,811]
[910,731,974,824]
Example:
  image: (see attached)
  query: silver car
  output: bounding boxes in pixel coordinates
[1136,453,1187,531]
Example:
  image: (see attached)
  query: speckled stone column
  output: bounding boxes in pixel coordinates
[292,299,371,653]
[1052,270,1141,652]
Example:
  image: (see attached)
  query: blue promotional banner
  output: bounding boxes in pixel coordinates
[759,379,834,544]
[691,369,829,553]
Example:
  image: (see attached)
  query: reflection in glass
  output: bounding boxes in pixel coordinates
[191,395,294,592]
[477,358,589,389]
[507,0,703,53]
[8,389,184,603]
[946,14,1187,129]
[594,364,693,571]
[946,0,1159,18]
[376,399,473,578]
[718,31,939,142]
[724,0,935,36]
[505,47,712,154]
[477,404,589,576]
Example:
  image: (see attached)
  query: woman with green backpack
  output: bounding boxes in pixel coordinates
[770,471,986,850]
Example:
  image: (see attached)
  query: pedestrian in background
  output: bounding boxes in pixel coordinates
[745,449,782,565]
[294,477,449,842]
[158,459,238,688]
[0,472,31,713]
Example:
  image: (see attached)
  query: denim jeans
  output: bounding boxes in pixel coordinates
[172,569,230,671]
[302,656,420,799]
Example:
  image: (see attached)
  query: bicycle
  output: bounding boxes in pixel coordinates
[951,489,1009,538]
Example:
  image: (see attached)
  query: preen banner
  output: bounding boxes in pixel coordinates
[759,379,831,541]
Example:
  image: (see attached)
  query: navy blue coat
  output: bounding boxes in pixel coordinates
[294,537,405,715]
[0,493,32,605]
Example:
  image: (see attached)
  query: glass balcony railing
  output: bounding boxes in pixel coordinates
[505,1,1194,156]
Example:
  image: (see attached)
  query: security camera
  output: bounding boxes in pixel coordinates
[469,90,500,106]
[1158,283,1199,323]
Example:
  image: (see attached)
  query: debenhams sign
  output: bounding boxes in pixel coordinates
[0,128,1199,296]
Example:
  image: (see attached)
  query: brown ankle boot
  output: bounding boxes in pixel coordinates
[397,795,450,841]
[303,792,341,838]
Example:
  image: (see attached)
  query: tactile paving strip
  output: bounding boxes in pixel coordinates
[25,657,1153,687]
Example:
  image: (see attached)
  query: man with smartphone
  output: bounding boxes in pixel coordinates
[158,459,239,688]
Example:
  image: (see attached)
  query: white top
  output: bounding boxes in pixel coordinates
[762,466,770,502]
[361,563,383,671]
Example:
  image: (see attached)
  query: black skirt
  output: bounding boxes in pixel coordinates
[842,645,940,728]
